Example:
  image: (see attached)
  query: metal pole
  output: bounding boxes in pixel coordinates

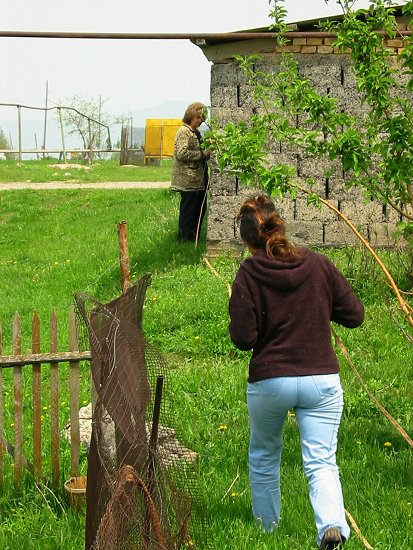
[58,108,67,163]
[117,221,131,292]
[17,106,22,163]
[0,30,411,40]
[88,118,93,165]
[42,80,48,157]
[34,133,39,160]
[98,95,102,152]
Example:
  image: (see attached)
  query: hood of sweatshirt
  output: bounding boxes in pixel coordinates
[240,248,316,291]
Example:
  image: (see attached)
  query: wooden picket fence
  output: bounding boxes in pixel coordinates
[0,308,91,491]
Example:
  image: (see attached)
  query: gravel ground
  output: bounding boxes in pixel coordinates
[0,181,171,190]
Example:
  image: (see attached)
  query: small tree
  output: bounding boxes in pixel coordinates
[205,0,413,328]
[0,128,14,159]
[58,95,126,161]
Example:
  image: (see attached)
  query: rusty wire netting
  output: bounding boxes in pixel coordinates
[75,274,208,550]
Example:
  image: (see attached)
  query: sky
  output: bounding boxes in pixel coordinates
[0,0,377,146]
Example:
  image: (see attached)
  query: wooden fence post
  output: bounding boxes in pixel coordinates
[32,312,42,480]
[69,307,80,478]
[117,221,131,293]
[13,312,23,489]
[120,126,129,166]
[50,311,60,489]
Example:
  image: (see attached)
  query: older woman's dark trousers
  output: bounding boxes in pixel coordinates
[178,190,207,242]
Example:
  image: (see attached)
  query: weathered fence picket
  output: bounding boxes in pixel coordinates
[0,309,91,492]
[50,310,60,490]
[13,312,23,489]
[32,312,42,480]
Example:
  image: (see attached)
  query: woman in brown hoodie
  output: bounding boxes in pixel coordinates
[229,195,364,549]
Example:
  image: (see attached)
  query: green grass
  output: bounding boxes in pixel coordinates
[0,158,172,183]
[0,188,412,549]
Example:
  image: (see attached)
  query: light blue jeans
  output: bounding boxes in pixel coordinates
[247,374,350,546]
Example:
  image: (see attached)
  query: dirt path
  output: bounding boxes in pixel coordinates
[0,181,171,190]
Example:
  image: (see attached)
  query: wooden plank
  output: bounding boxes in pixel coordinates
[69,308,80,477]
[50,311,60,490]
[32,312,42,480]
[0,350,91,367]
[13,312,23,489]
[0,320,4,491]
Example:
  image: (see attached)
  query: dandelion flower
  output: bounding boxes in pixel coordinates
[218,424,227,432]
[194,335,200,340]
[231,492,239,497]
[384,441,392,447]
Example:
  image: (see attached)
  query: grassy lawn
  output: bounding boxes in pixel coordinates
[0,188,412,549]
[0,158,172,183]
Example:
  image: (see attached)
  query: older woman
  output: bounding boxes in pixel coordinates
[171,102,210,242]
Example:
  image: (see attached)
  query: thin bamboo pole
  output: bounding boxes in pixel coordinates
[32,312,42,480]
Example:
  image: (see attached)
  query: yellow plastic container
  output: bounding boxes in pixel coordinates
[144,118,181,162]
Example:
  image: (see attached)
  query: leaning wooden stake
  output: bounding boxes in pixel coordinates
[117,221,131,293]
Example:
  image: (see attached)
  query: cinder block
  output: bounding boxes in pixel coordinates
[209,171,237,196]
[340,57,357,88]
[328,176,361,200]
[254,54,283,75]
[211,61,249,87]
[384,204,402,224]
[368,223,402,247]
[297,54,343,87]
[286,220,324,246]
[273,196,296,221]
[323,221,368,246]
[298,155,341,180]
[206,239,244,258]
[340,200,385,223]
[295,196,339,223]
[238,85,257,109]
[207,195,243,240]
[267,151,298,173]
[210,86,238,108]
[210,107,254,126]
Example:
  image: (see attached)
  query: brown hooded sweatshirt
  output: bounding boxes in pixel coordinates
[229,248,364,383]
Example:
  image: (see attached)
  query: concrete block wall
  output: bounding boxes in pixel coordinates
[205,29,410,255]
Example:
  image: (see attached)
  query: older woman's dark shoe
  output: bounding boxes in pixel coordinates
[320,527,344,549]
